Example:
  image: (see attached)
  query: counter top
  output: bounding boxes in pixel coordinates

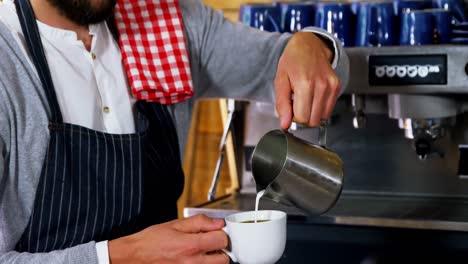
[184,191,468,232]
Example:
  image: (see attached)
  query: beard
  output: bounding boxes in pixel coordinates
[46,0,117,25]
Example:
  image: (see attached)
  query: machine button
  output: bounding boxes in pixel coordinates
[418,66,429,78]
[397,66,407,78]
[375,66,386,78]
[386,66,396,77]
[407,66,418,78]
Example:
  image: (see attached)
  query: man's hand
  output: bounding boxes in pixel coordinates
[109,215,229,264]
[275,32,341,129]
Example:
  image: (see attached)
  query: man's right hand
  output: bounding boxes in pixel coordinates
[108,215,229,264]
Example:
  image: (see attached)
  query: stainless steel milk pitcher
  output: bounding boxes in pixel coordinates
[251,123,344,215]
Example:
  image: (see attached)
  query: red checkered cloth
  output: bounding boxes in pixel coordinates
[114,0,194,104]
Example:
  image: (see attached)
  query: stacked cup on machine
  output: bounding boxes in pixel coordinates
[314,2,355,46]
[278,2,315,33]
[239,3,281,32]
[355,1,396,46]
[399,8,452,45]
[239,2,316,33]
[239,0,467,45]
[435,0,468,43]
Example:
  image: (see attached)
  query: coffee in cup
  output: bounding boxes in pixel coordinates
[240,219,271,223]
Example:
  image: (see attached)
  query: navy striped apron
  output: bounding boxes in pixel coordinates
[14,0,184,253]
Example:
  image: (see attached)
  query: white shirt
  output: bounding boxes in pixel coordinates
[0,0,136,134]
[0,1,133,263]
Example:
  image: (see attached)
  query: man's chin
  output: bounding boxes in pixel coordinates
[46,0,117,25]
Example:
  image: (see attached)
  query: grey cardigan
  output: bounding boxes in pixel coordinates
[0,0,349,263]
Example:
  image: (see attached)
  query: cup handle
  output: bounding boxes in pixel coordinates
[450,2,467,22]
[221,227,238,263]
[267,14,281,32]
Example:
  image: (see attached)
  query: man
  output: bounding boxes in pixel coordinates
[0,0,348,263]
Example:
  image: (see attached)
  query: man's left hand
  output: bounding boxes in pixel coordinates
[275,32,341,130]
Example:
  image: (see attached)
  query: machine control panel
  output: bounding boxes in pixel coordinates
[369,55,447,86]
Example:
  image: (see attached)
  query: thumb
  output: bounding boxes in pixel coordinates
[172,215,225,233]
[275,72,293,130]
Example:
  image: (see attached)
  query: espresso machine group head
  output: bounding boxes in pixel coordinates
[186,43,468,260]
[389,94,460,159]
[346,45,468,161]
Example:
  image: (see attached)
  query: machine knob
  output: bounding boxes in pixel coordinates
[414,138,431,160]
[353,112,367,129]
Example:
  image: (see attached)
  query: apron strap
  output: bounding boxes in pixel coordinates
[15,0,63,123]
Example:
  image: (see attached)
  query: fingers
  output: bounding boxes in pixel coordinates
[292,72,340,127]
[292,79,314,126]
[308,79,327,127]
[275,31,343,128]
[322,75,341,119]
[173,215,225,233]
[200,252,230,264]
[192,230,228,253]
[274,69,293,130]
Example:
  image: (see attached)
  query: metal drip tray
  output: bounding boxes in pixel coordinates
[184,192,468,232]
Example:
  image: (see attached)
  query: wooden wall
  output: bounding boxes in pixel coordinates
[178,100,238,214]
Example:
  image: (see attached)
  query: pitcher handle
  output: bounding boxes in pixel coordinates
[318,120,327,147]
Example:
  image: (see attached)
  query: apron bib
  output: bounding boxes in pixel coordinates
[14,0,184,253]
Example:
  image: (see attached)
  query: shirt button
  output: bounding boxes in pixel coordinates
[103,106,110,113]
[91,53,97,60]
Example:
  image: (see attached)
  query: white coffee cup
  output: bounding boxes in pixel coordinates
[222,210,287,264]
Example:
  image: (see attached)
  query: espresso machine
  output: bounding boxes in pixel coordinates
[185,45,468,262]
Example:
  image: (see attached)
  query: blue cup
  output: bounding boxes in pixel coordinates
[450,37,468,44]
[239,4,281,32]
[432,0,467,24]
[278,2,315,33]
[355,1,397,46]
[400,10,435,45]
[393,0,428,15]
[429,8,452,43]
[453,21,468,30]
[351,2,360,15]
[314,2,355,46]
[452,29,468,37]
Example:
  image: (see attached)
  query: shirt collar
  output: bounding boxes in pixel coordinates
[36,21,101,42]
[0,0,102,43]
